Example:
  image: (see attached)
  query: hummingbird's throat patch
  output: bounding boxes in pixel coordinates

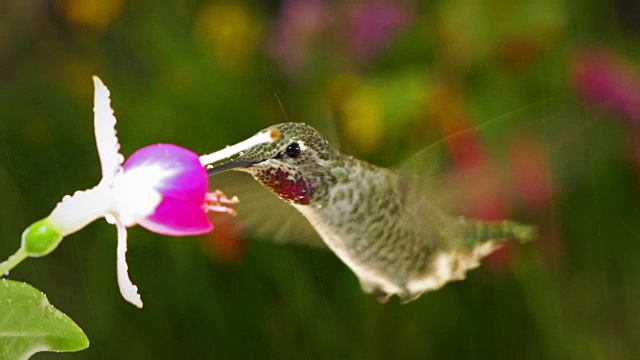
[258,167,315,205]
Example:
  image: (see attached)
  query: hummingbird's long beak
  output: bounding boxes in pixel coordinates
[200,128,280,176]
[206,158,259,176]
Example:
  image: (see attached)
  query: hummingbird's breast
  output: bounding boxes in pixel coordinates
[295,158,438,295]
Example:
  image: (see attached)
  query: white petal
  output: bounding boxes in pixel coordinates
[93,76,124,185]
[115,220,143,308]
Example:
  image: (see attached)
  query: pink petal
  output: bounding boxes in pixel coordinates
[138,195,213,236]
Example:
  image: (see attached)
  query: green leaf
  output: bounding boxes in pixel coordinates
[0,279,89,359]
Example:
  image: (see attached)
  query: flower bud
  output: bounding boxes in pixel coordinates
[21,218,64,257]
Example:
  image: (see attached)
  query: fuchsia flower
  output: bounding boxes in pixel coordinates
[18,77,240,308]
[0,76,279,308]
[0,76,284,309]
[120,144,213,236]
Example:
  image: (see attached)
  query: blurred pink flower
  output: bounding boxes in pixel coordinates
[347,2,411,62]
[573,48,640,126]
[508,136,551,210]
[268,0,412,76]
[268,0,329,76]
[446,128,513,273]
[445,126,507,221]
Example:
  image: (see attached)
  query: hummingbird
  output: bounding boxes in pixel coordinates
[206,122,534,304]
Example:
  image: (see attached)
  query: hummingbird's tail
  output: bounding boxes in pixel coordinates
[464,219,536,249]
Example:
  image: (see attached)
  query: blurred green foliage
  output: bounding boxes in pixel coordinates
[1,0,640,359]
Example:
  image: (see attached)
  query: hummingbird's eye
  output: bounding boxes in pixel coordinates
[285,142,301,158]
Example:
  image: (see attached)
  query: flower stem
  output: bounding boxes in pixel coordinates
[0,247,28,276]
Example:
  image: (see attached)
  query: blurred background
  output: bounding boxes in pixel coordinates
[1,0,640,358]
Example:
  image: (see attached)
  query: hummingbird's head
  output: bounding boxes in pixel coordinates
[207,123,337,205]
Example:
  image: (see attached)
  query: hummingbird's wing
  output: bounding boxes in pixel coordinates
[211,171,327,248]
[398,98,600,219]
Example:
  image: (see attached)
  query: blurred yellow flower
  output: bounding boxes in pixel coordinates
[58,0,125,29]
[194,2,262,70]
[342,85,384,152]
[329,71,431,153]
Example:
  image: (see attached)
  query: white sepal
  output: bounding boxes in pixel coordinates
[93,76,124,186]
[116,220,143,308]
[48,184,113,236]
